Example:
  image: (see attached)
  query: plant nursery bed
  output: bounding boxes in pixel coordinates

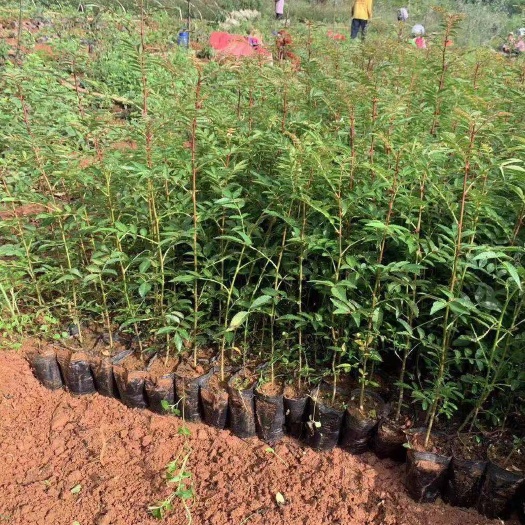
[0,344,519,525]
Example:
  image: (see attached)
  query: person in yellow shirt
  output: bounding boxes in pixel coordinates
[351,0,373,39]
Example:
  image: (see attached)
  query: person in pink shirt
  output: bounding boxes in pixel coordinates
[275,0,284,20]
[410,24,427,49]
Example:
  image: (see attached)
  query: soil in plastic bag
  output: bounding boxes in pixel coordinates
[145,374,176,413]
[56,349,96,395]
[113,365,148,409]
[201,372,229,429]
[144,356,178,414]
[405,429,452,503]
[372,417,408,461]
[442,434,487,508]
[478,462,524,519]
[340,389,385,454]
[444,456,487,508]
[89,356,118,398]
[255,381,285,445]
[304,384,345,451]
[228,370,257,438]
[174,362,212,422]
[283,384,309,439]
[29,349,63,390]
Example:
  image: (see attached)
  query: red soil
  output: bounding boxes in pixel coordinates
[0,204,46,220]
[0,348,518,525]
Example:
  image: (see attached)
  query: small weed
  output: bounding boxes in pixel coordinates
[178,426,191,437]
[160,399,181,416]
[265,446,289,467]
[148,448,194,522]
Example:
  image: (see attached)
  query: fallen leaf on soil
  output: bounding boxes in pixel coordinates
[70,484,82,494]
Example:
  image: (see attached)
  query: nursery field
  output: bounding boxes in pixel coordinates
[1,2,525,524]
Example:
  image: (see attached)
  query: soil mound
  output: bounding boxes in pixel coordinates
[0,347,517,525]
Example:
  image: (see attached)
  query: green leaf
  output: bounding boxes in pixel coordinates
[115,221,128,233]
[351,312,361,327]
[148,506,164,519]
[227,311,249,331]
[138,282,151,298]
[502,261,521,290]
[430,300,447,316]
[170,274,195,283]
[177,488,194,500]
[70,484,82,495]
[250,295,272,309]
[372,308,383,329]
[155,326,178,335]
[330,286,347,302]
[178,426,191,437]
[139,259,152,273]
[473,250,507,261]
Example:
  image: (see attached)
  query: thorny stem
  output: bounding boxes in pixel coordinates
[71,60,86,120]
[297,201,307,390]
[269,227,288,384]
[1,179,44,306]
[368,97,378,175]
[80,208,113,348]
[349,106,356,191]
[15,0,23,63]
[473,62,481,91]
[459,293,524,432]
[395,171,426,421]
[139,1,166,336]
[511,203,525,244]
[331,164,347,405]
[429,14,461,135]
[281,82,288,134]
[17,87,83,343]
[360,151,400,410]
[425,121,476,448]
[103,170,142,352]
[191,64,203,366]
[220,243,247,382]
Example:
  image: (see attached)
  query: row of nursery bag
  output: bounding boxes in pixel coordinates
[28,345,524,522]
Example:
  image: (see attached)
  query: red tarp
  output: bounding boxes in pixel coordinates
[209,31,271,58]
[327,30,346,41]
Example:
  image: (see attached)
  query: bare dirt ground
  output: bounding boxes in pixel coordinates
[0,348,519,525]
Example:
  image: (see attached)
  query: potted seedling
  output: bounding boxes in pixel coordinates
[442,433,488,508]
[477,435,525,519]
[405,426,453,503]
